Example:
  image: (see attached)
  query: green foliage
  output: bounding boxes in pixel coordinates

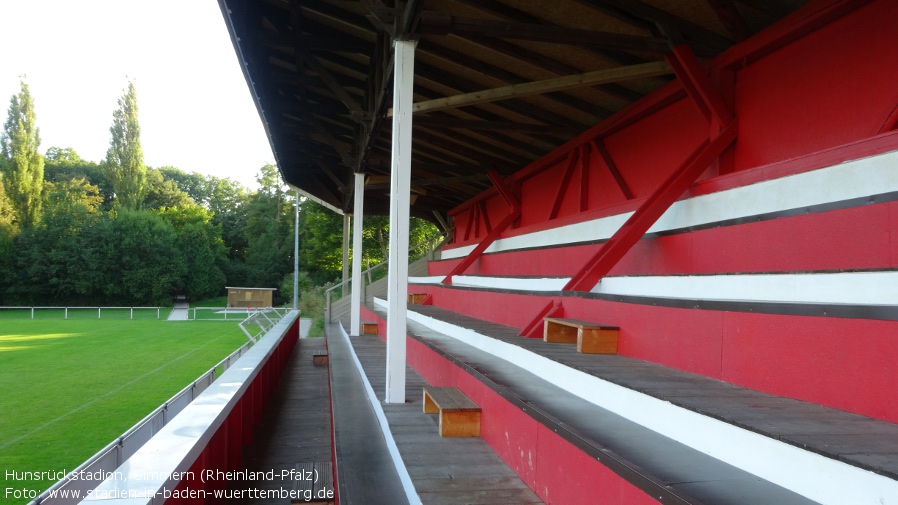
[144,168,194,209]
[95,211,184,305]
[43,178,103,216]
[0,177,14,233]
[297,199,344,285]
[0,154,443,318]
[243,164,293,291]
[1,79,44,228]
[156,204,228,301]
[295,200,443,287]
[44,147,112,208]
[177,222,227,300]
[158,166,208,202]
[285,271,327,338]
[105,82,146,210]
[9,197,101,303]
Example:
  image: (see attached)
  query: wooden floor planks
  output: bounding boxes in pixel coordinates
[401,303,898,483]
[363,303,823,505]
[343,323,543,505]
[242,338,335,504]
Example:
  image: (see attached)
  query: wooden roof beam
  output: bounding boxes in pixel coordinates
[290,5,365,118]
[314,158,349,191]
[460,34,647,103]
[417,41,616,119]
[418,14,672,54]
[413,116,579,135]
[307,115,355,167]
[364,173,490,191]
[391,61,672,116]
[413,63,592,130]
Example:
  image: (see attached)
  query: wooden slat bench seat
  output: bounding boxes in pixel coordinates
[361,321,379,335]
[291,461,335,503]
[543,317,619,354]
[408,293,428,304]
[422,386,481,437]
[312,352,329,365]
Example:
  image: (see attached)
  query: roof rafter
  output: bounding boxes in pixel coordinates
[392,61,672,116]
[416,13,672,54]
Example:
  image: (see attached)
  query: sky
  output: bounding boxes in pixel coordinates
[0,0,274,189]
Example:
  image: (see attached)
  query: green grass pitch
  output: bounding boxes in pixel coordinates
[0,318,248,503]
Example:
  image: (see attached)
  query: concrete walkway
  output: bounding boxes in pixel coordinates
[166,301,189,321]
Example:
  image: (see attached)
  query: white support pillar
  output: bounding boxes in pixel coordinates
[342,214,350,297]
[293,190,300,311]
[350,173,365,336]
[385,39,415,404]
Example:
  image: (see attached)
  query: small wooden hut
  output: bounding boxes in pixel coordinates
[226,287,276,308]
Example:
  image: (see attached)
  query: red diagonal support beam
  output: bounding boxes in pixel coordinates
[592,139,635,200]
[666,44,734,128]
[563,120,737,291]
[519,299,563,338]
[880,103,898,134]
[549,149,581,220]
[442,170,521,284]
[579,144,590,212]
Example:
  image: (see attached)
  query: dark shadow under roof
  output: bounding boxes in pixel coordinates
[217,0,808,221]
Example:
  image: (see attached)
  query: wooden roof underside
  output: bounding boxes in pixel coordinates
[218,0,807,221]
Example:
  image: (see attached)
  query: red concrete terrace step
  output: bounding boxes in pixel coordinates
[365,300,898,504]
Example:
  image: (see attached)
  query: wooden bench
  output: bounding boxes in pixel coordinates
[408,293,428,304]
[422,386,481,437]
[543,317,619,354]
[291,461,335,503]
[361,321,379,335]
[312,352,329,366]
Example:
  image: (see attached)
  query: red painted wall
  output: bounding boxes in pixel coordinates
[448,1,898,248]
[402,284,898,425]
[359,305,661,505]
[733,1,898,170]
[431,200,897,277]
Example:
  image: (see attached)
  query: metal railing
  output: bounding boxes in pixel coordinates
[0,306,163,320]
[238,307,290,342]
[325,236,444,322]
[189,306,282,321]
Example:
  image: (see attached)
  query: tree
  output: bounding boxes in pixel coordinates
[158,166,209,204]
[143,168,194,209]
[105,82,146,210]
[44,178,103,216]
[0,178,13,231]
[12,192,102,304]
[94,211,184,305]
[243,164,293,289]
[44,147,112,209]
[1,79,44,228]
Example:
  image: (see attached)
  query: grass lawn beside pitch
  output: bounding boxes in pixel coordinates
[0,319,248,503]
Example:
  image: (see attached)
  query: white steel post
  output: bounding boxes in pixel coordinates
[385,39,415,404]
[293,190,300,311]
[350,173,365,336]
[342,214,350,297]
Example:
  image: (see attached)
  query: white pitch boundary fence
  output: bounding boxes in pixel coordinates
[0,306,163,320]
